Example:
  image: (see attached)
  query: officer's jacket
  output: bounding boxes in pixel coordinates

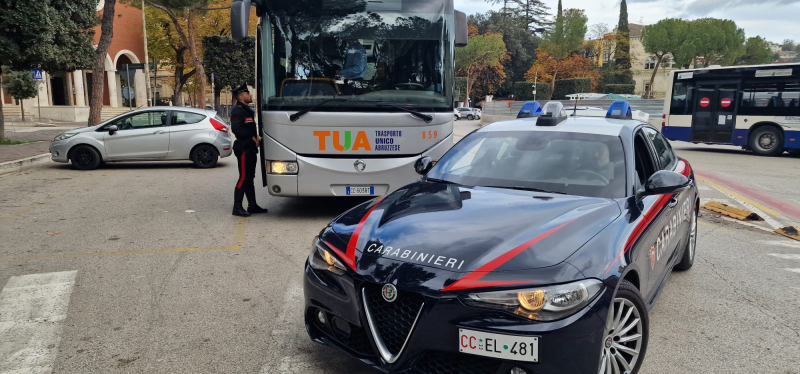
[231,102,259,153]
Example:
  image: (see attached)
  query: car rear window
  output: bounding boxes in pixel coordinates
[172,112,206,125]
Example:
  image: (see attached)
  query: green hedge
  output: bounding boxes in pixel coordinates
[552,78,592,100]
[510,81,551,101]
[454,77,468,102]
[602,84,636,95]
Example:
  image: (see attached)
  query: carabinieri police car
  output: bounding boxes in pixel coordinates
[303,101,699,374]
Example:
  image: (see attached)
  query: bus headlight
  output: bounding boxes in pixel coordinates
[271,161,298,174]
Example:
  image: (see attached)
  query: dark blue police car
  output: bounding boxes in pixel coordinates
[304,101,699,374]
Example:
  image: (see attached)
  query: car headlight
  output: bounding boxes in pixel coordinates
[53,133,78,142]
[461,279,604,321]
[270,161,298,174]
[308,238,346,275]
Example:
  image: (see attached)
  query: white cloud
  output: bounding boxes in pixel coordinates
[454,0,800,43]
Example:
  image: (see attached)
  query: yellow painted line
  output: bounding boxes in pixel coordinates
[696,177,780,217]
[0,245,243,263]
[698,221,714,227]
[233,217,248,246]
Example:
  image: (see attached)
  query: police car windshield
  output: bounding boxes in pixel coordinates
[427,131,627,199]
[261,0,452,113]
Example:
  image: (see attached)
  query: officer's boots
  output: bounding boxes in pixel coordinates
[232,189,251,217]
[245,186,268,214]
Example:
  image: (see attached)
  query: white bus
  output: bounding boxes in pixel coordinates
[231,0,467,196]
[661,63,800,156]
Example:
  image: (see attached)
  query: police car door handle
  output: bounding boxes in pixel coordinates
[668,197,679,208]
[153,130,165,134]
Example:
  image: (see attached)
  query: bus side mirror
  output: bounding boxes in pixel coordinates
[415,157,434,175]
[231,0,252,40]
[454,10,468,47]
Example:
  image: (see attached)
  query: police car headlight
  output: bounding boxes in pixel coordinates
[53,133,78,142]
[270,161,298,174]
[462,279,604,321]
[308,237,346,275]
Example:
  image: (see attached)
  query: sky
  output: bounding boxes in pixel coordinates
[453,0,800,44]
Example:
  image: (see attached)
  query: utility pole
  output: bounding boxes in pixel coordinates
[141,0,152,107]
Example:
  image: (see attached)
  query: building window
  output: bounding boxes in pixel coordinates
[644,60,656,69]
[603,52,611,63]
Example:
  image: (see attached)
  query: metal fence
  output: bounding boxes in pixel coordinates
[481,99,666,126]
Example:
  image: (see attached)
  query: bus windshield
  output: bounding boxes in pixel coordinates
[261,0,453,112]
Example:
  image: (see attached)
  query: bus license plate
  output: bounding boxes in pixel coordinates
[347,186,374,195]
[458,328,539,362]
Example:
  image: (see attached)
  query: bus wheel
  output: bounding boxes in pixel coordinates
[749,127,784,156]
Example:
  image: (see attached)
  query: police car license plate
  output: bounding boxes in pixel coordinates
[346,186,374,195]
[458,328,539,362]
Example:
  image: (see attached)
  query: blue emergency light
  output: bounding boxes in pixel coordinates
[606,101,633,119]
[517,101,543,118]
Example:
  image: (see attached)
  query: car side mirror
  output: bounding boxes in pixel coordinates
[108,125,118,135]
[638,170,691,200]
[414,156,434,175]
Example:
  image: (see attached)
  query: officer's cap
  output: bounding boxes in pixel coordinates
[232,84,250,96]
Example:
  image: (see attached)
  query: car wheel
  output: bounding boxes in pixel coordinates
[599,280,649,374]
[70,145,102,170]
[454,115,459,121]
[467,114,474,120]
[191,145,219,168]
[749,126,784,156]
[674,206,698,271]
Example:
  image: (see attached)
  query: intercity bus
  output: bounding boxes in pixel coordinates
[661,63,800,156]
[230,0,467,196]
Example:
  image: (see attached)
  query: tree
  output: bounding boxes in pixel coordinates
[88,0,118,126]
[525,50,600,91]
[641,18,688,98]
[0,0,97,139]
[782,39,796,52]
[686,18,744,67]
[469,11,540,89]
[589,23,609,40]
[510,0,551,33]
[612,0,634,85]
[538,1,587,99]
[2,70,41,122]
[455,33,508,104]
[736,36,773,65]
[202,36,255,111]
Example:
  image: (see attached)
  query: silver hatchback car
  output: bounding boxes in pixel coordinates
[49,107,233,170]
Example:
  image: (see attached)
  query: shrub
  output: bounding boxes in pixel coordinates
[510,81,551,101]
[602,84,636,94]
[552,78,592,100]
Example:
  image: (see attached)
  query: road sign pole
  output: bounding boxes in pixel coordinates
[126,65,132,111]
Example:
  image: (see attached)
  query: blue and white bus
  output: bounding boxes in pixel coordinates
[661,63,800,156]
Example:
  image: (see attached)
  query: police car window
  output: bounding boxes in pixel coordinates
[171,112,206,125]
[427,131,626,199]
[642,127,676,170]
[633,132,657,185]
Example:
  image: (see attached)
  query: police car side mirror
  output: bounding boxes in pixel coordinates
[415,156,434,175]
[641,171,691,197]
[108,125,118,135]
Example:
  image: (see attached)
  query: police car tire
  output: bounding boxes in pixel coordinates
[70,145,101,170]
[601,280,649,374]
[748,127,784,157]
[674,206,698,271]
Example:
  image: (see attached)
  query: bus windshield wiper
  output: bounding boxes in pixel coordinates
[376,103,433,123]
[289,98,348,122]
[481,185,566,194]
[425,177,456,184]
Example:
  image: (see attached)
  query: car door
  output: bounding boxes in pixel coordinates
[167,111,208,159]
[642,127,692,283]
[104,111,170,159]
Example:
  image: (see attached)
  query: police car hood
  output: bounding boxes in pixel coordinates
[325,181,621,288]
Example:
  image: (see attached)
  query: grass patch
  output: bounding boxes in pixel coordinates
[0,140,36,145]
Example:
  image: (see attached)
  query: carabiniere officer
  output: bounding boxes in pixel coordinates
[230,84,268,217]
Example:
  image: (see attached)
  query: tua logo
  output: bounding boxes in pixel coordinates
[313,131,372,151]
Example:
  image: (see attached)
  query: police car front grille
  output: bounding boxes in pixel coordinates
[415,351,504,374]
[363,284,424,355]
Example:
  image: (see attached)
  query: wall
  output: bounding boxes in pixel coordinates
[630,37,677,98]
[94,3,145,65]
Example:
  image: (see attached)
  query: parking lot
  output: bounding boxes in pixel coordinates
[1,119,800,374]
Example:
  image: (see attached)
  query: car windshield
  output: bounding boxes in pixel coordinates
[261,0,453,113]
[427,130,627,199]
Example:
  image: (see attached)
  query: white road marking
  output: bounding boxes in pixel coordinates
[759,240,800,249]
[703,183,784,230]
[262,284,305,374]
[0,270,77,374]
[700,198,732,205]
[769,253,800,260]
[720,217,775,233]
[783,268,800,274]
[697,185,712,191]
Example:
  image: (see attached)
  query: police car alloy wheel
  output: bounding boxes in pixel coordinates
[599,280,648,374]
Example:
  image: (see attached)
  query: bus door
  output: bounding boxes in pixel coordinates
[692,83,738,143]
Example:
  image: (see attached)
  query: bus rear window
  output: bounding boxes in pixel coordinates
[669,81,694,115]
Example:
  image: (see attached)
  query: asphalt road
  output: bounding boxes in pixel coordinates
[1,120,799,374]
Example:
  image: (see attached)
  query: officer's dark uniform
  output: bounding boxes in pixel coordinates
[230,84,267,217]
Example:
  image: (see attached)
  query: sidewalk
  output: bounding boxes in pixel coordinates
[1,125,83,163]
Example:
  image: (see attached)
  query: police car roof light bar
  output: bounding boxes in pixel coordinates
[536,102,568,126]
[606,100,633,120]
[517,101,543,118]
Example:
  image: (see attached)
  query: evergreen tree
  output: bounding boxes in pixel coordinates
[613,0,634,85]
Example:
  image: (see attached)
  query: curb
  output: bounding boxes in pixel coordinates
[0,154,53,176]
